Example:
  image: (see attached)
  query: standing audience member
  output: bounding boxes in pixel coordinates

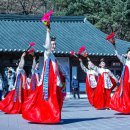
[0,73,3,100]
[4,67,15,97]
[72,75,80,99]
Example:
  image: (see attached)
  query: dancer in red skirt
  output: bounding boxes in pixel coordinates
[79,58,98,105]
[88,57,118,109]
[22,26,65,123]
[0,52,28,114]
[109,37,130,113]
[28,56,40,95]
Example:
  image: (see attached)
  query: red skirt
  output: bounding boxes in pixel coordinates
[93,74,116,109]
[22,61,63,123]
[0,89,28,114]
[110,66,130,113]
[0,75,28,114]
[86,77,95,105]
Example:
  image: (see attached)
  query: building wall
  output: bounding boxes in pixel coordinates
[0,53,122,95]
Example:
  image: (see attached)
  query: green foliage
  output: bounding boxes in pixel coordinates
[54,0,130,41]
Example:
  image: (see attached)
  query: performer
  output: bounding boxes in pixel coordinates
[0,52,28,114]
[28,56,40,94]
[88,57,118,109]
[79,58,98,105]
[109,45,130,113]
[22,27,65,123]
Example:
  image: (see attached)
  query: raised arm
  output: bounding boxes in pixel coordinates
[79,59,88,73]
[31,57,36,74]
[18,52,26,69]
[88,59,99,73]
[43,28,52,59]
[108,69,118,83]
[113,45,126,64]
[43,28,51,50]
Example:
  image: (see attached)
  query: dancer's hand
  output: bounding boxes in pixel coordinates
[47,26,50,32]
[22,52,26,57]
[79,58,82,62]
[87,56,90,61]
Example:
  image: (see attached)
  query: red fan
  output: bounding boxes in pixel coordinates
[29,42,36,47]
[78,46,86,54]
[26,42,36,52]
[70,51,78,58]
[28,48,35,57]
[28,48,34,54]
[106,32,115,45]
[78,46,88,57]
[41,10,53,28]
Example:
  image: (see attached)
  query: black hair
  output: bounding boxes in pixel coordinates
[127,48,130,53]
[100,58,105,63]
[36,56,39,64]
[51,36,56,41]
[16,59,20,65]
[36,60,39,64]
[8,70,12,73]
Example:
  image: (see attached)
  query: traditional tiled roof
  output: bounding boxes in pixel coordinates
[0,14,129,56]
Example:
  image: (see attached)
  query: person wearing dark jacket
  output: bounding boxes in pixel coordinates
[71,75,80,99]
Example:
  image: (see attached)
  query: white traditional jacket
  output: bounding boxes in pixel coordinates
[115,49,130,82]
[80,61,98,88]
[88,61,118,89]
[39,30,62,87]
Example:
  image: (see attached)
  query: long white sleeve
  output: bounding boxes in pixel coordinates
[43,29,51,50]
[18,56,25,70]
[108,70,118,83]
[31,58,36,74]
[80,61,88,73]
[88,61,99,73]
[114,49,126,64]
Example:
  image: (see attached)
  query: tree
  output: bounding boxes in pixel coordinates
[55,0,130,41]
[0,0,48,15]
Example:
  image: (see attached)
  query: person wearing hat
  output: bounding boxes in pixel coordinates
[79,58,98,105]
[22,26,65,123]
[0,52,28,114]
[106,32,130,113]
[87,57,118,110]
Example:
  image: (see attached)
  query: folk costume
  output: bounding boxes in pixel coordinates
[80,60,98,105]
[28,57,40,95]
[88,60,117,109]
[22,28,65,123]
[110,48,130,113]
[0,53,28,114]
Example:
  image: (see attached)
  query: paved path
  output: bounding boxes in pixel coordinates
[0,98,130,130]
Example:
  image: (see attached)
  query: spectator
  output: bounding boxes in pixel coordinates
[71,75,80,99]
[0,73,3,100]
[4,67,15,97]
